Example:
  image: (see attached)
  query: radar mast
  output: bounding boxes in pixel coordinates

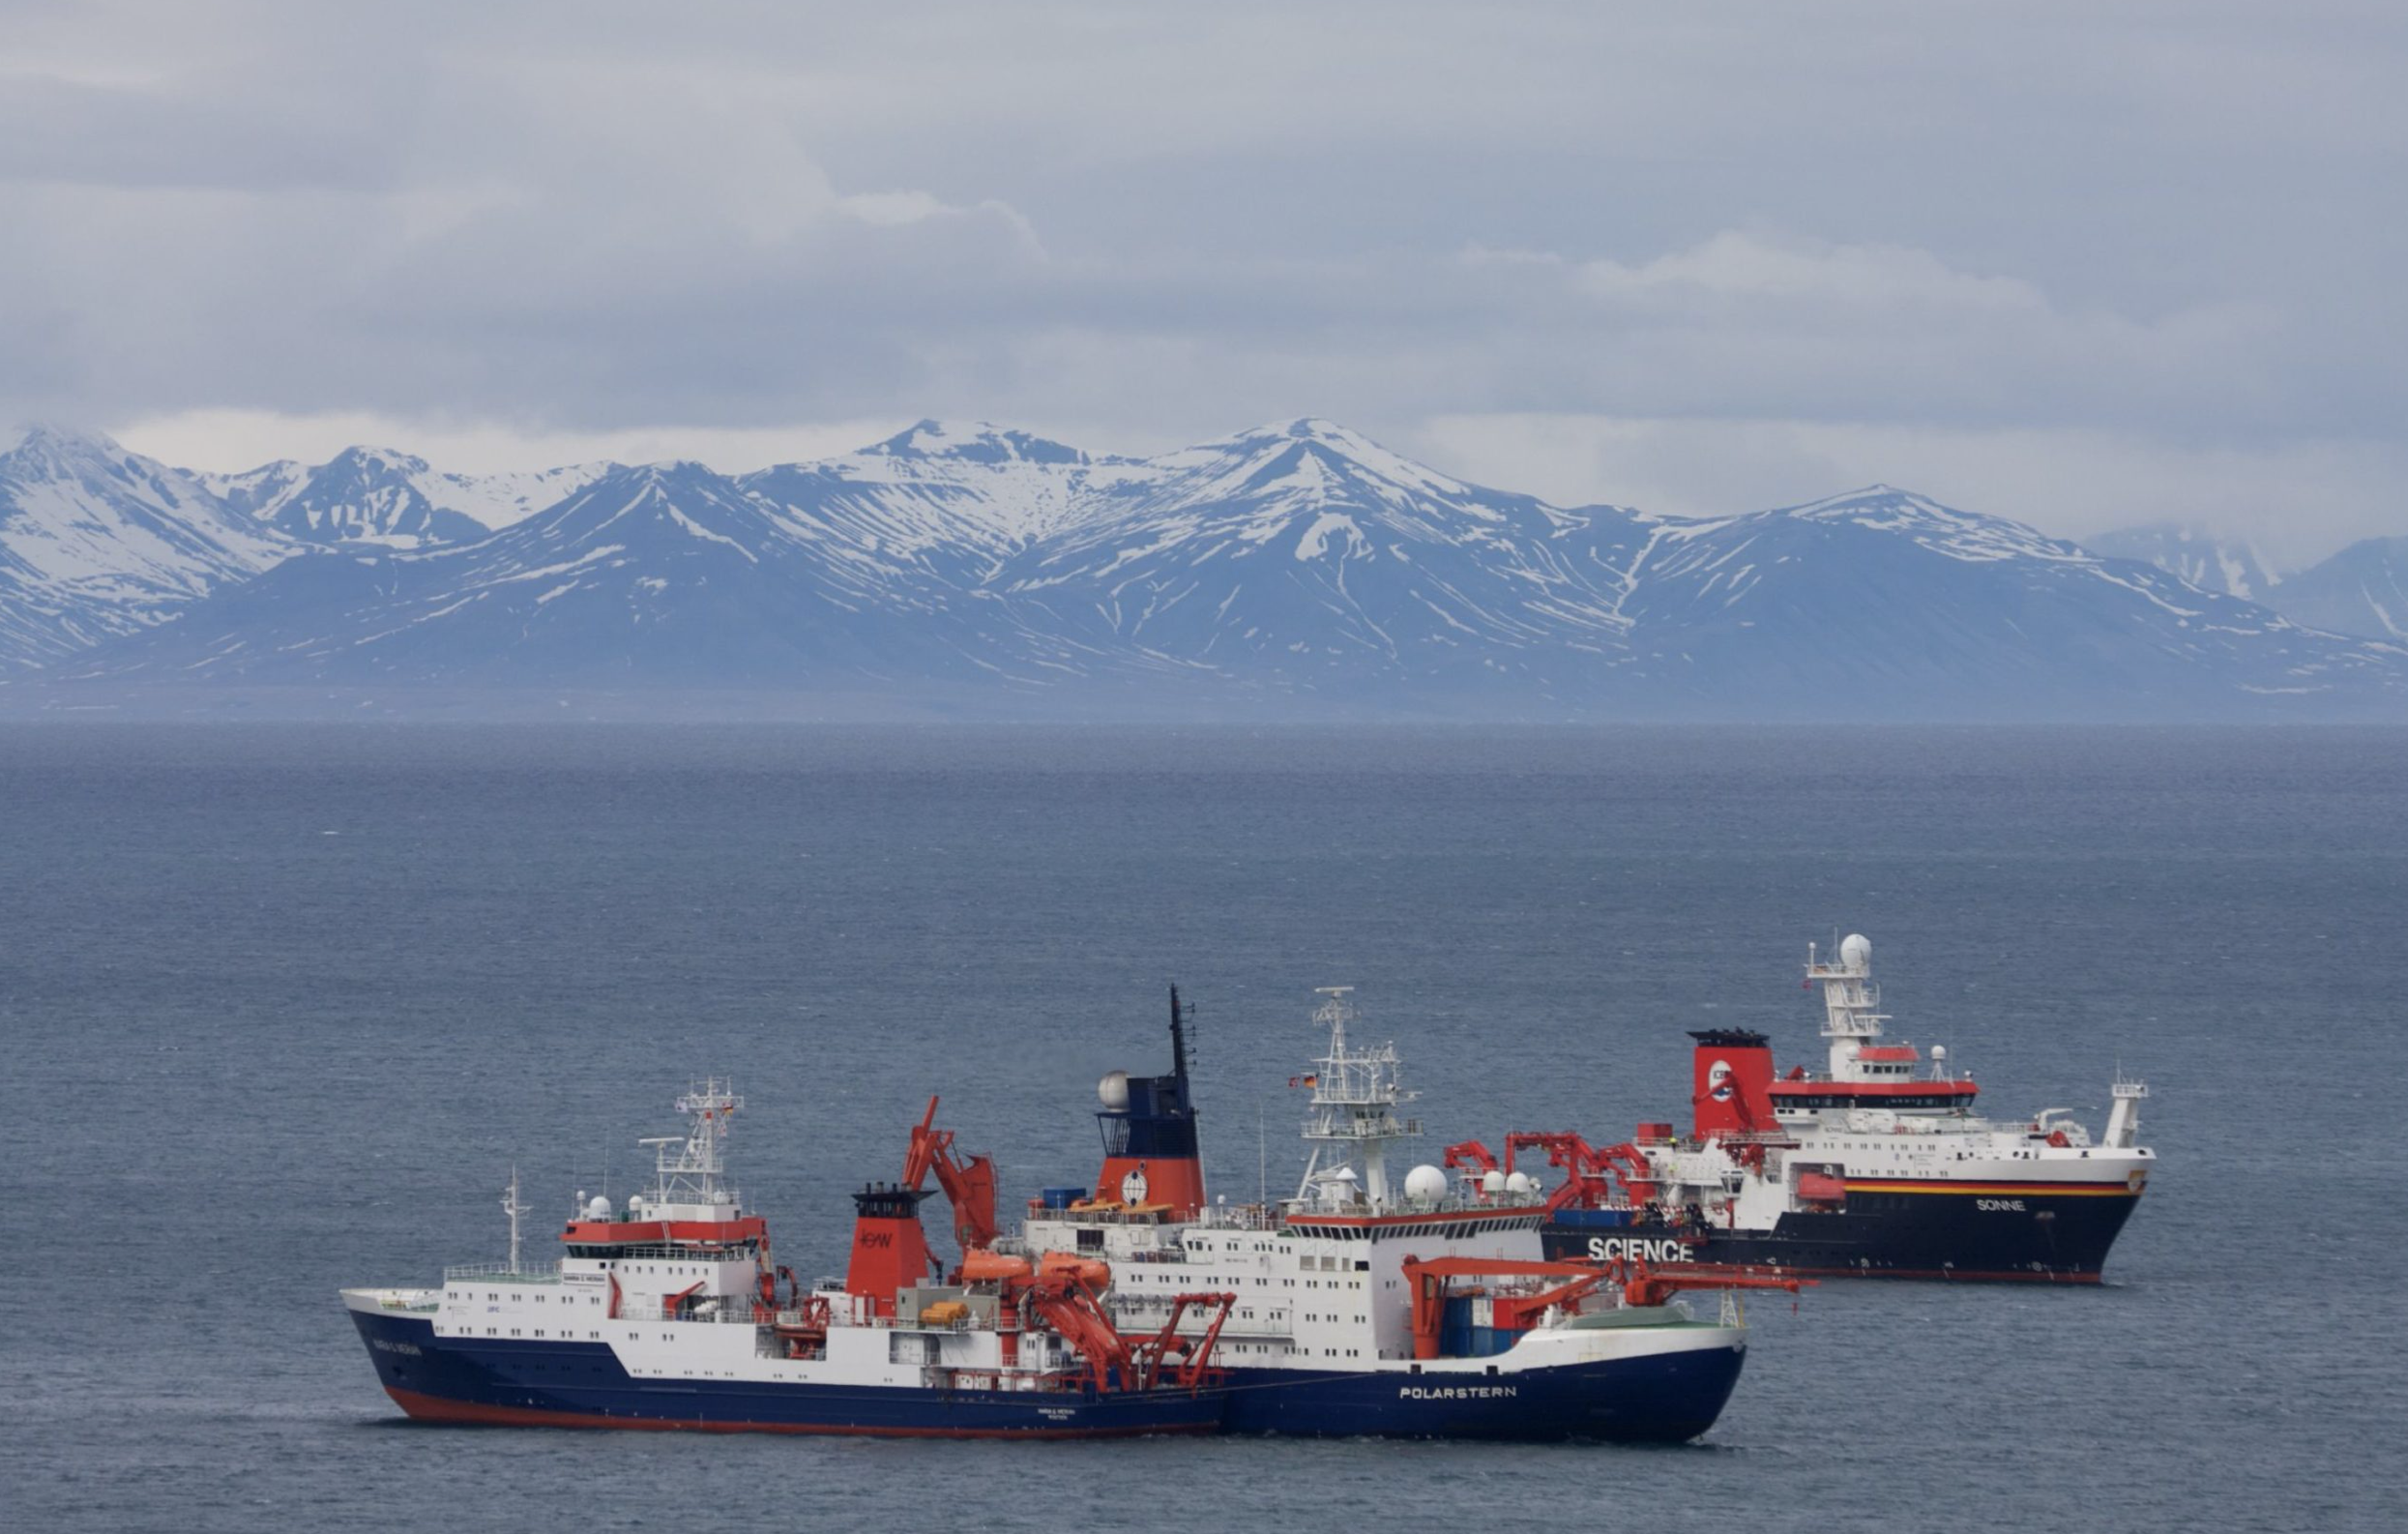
[1292,987,1423,1210]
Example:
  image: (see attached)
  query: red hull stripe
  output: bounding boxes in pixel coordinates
[1841,1181,2141,1198]
[383,1388,1214,1439]
[561,1217,767,1245]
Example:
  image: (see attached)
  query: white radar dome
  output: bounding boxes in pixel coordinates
[1404,1165,1448,1203]
[1482,1169,1507,1195]
[584,1195,612,1221]
[1505,1171,1539,1195]
[1840,932,1872,970]
[1098,1071,1131,1111]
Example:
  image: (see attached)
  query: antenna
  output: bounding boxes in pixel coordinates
[1168,984,1192,1081]
[1258,1100,1267,1206]
[502,1165,531,1275]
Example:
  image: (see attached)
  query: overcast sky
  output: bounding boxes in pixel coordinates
[6,1,2401,563]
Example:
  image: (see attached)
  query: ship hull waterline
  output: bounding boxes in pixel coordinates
[352,1305,1744,1443]
[1544,1187,2144,1283]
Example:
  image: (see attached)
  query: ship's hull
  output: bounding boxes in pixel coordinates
[353,1303,1743,1443]
[1217,1332,1745,1442]
[1545,1185,2144,1283]
[348,1306,1219,1438]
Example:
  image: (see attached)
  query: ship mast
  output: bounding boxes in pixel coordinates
[637,1079,744,1210]
[1806,933,1888,1078]
[1292,987,1422,1211]
[502,1165,530,1275]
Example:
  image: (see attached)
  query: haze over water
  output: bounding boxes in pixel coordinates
[2,723,2400,1533]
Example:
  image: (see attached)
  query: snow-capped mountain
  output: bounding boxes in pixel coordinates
[1612,487,2399,716]
[990,420,1653,699]
[0,425,292,670]
[740,420,1148,589]
[2264,536,2408,640]
[2086,522,2282,602]
[12,418,2408,717]
[76,460,1072,688]
[199,449,611,546]
[203,458,313,521]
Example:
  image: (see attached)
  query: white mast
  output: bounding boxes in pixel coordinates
[637,1079,744,1213]
[1806,932,1889,1078]
[1293,987,1422,1211]
[2104,1076,2149,1149]
[502,1165,530,1275]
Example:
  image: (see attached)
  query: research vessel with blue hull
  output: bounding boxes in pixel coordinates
[1489,934,2154,1283]
[997,987,1796,1441]
[343,1084,1235,1438]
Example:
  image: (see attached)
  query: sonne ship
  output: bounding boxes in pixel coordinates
[1466,934,2154,1283]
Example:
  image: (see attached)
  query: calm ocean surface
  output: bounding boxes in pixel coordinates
[2,724,2402,1533]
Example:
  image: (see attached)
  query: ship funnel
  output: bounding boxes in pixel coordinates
[1689,1029,1777,1141]
[1091,987,1207,1218]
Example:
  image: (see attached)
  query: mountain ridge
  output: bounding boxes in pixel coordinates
[6,419,2403,719]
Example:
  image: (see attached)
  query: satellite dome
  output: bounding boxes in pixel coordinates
[584,1195,612,1221]
[1335,1166,1359,1181]
[1505,1170,1539,1195]
[1403,1165,1448,1204]
[1098,1071,1130,1110]
[1840,932,1872,970]
[1481,1169,1507,1195]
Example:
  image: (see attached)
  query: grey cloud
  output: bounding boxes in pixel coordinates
[2,0,2402,554]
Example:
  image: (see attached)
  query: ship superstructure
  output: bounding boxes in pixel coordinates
[1507,934,2155,1282]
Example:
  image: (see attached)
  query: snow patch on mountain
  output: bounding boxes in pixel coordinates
[2264,536,2408,640]
[2086,522,2283,602]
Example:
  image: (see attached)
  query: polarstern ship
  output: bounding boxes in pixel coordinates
[343,991,1800,1440]
[1492,934,2154,1283]
[1008,987,1799,1439]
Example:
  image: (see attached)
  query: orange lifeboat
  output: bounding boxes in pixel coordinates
[959,1250,1034,1283]
[1037,1251,1112,1288]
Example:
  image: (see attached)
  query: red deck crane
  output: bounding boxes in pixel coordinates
[901,1095,1000,1255]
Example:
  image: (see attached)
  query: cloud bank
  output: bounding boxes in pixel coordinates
[4,1,2402,564]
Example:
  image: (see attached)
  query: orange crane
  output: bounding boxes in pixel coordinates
[1442,1139,1500,1174]
[901,1095,999,1255]
[1504,1130,1663,1210]
[977,1260,1236,1395]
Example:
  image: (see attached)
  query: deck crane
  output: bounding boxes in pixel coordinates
[901,1095,999,1256]
[1505,1130,1664,1210]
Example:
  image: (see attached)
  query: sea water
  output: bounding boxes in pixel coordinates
[1,723,2401,1533]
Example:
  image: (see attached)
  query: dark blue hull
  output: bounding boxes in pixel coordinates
[1214,1341,1746,1443]
[1544,1188,2144,1282]
[348,1307,1219,1438]
[352,1306,1742,1443]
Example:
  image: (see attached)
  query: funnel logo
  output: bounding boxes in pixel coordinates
[1707,1060,1736,1102]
